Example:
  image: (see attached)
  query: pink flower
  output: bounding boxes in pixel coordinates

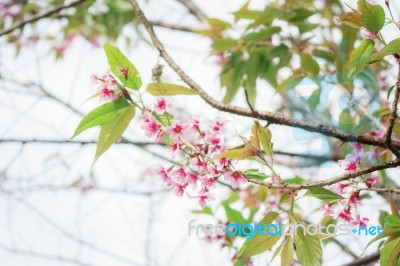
[349,142,363,155]
[187,172,200,187]
[155,97,167,114]
[191,117,201,131]
[335,183,348,194]
[396,21,400,29]
[224,171,247,189]
[321,203,334,216]
[141,114,162,140]
[212,117,226,132]
[157,166,172,186]
[191,158,207,172]
[99,87,118,101]
[202,177,216,190]
[349,192,361,207]
[118,67,129,80]
[170,141,182,157]
[351,215,369,227]
[174,167,187,183]
[217,158,230,169]
[365,172,378,187]
[363,29,375,40]
[174,183,187,197]
[198,192,215,208]
[167,120,187,139]
[338,208,352,222]
[369,130,384,138]
[338,153,361,172]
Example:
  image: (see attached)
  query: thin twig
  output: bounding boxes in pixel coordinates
[341,252,379,266]
[175,0,208,24]
[247,158,400,190]
[0,0,87,37]
[384,62,400,156]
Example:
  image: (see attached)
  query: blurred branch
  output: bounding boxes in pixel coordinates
[0,0,86,37]
[341,252,379,266]
[175,0,208,24]
[0,243,93,266]
[151,20,197,32]
[384,62,400,156]
[0,189,142,266]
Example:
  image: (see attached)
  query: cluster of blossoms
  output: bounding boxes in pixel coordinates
[141,98,247,207]
[323,135,383,226]
[91,70,127,101]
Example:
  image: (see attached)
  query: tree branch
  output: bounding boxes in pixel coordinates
[384,62,400,156]
[129,0,400,152]
[175,0,208,24]
[151,20,197,33]
[341,252,379,266]
[0,0,86,37]
[247,158,400,190]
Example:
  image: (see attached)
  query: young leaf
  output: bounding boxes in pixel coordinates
[380,238,400,266]
[236,211,280,259]
[385,215,400,229]
[281,236,294,266]
[338,12,363,29]
[224,205,247,225]
[94,105,135,163]
[243,169,268,180]
[371,38,400,62]
[345,39,374,79]
[389,194,400,216]
[387,85,396,101]
[103,43,142,90]
[72,99,132,138]
[358,0,385,33]
[293,226,322,266]
[300,54,320,75]
[147,82,198,96]
[304,187,344,201]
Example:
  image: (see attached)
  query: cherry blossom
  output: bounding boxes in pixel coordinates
[224,171,247,189]
[338,153,361,172]
[155,97,168,114]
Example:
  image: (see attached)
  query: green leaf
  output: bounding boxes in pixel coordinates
[338,11,363,29]
[345,39,374,79]
[380,211,390,227]
[237,211,280,259]
[339,108,354,132]
[300,53,320,75]
[281,236,294,266]
[370,38,400,62]
[380,238,400,266]
[212,37,239,51]
[284,176,306,184]
[293,226,322,266]
[364,228,400,252]
[103,43,142,90]
[94,104,135,163]
[385,215,400,229]
[152,111,174,126]
[192,206,213,215]
[358,0,385,33]
[223,61,245,103]
[243,169,268,180]
[224,205,247,225]
[387,85,396,101]
[304,187,344,201]
[72,99,131,138]
[219,148,247,159]
[147,82,198,95]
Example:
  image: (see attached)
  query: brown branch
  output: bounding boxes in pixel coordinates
[384,62,400,156]
[0,138,156,146]
[175,0,208,24]
[0,0,86,37]
[151,20,197,33]
[247,158,400,190]
[341,252,379,266]
[129,0,400,151]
